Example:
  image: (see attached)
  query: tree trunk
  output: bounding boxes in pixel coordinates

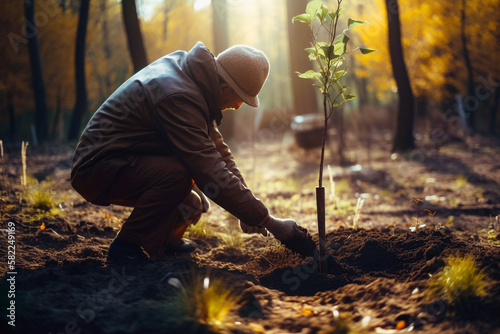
[460,0,475,132]
[122,0,148,73]
[101,0,112,96]
[385,0,415,152]
[7,93,16,139]
[490,86,500,135]
[51,85,63,140]
[25,0,48,143]
[212,0,234,139]
[286,0,319,116]
[163,0,171,41]
[68,0,90,140]
[212,0,229,55]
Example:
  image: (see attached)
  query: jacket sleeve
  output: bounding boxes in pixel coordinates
[154,96,268,226]
[209,122,247,187]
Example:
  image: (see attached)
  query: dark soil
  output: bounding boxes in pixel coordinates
[1,135,500,334]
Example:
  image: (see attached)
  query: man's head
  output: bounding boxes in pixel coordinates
[215,45,270,110]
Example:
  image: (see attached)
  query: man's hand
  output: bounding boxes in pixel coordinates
[239,220,268,237]
[264,216,316,257]
[192,184,210,213]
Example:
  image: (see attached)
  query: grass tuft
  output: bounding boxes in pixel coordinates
[427,254,488,308]
[216,226,245,249]
[186,217,215,239]
[28,189,54,212]
[167,271,240,330]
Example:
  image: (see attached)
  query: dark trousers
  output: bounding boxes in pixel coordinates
[101,155,202,256]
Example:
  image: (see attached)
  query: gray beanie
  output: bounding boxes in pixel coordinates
[215,45,270,108]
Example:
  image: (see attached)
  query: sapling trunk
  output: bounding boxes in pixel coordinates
[316,186,327,273]
[317,86,329,273]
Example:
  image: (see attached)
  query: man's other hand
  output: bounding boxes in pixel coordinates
[239,220,268,237]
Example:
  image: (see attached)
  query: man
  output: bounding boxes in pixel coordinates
[71,42,315,263]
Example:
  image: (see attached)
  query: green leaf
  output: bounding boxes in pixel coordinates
[297,70,321,80]
[292,13,312,24]
[348,18,367,28]
[317,4,329,22]
[305,0,322,16]
[304,47,316,54]
[333,33,349,55]
[334,70,347,80]
[359,47,376,54]
[328,7,344,20]
[320,45,335,59]
[345,94,356,101]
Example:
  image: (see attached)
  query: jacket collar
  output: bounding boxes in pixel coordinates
[183,42,223,126]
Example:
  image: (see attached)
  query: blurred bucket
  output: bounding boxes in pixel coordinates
[291,114,324,149]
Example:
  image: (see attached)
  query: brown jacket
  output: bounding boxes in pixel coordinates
[71,42,268,226]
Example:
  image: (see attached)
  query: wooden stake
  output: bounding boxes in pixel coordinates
[316,186,327,273]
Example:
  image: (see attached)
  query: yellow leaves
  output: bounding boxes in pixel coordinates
[301,305,316,317]
[424,209,436,217]
[248,323,265,333]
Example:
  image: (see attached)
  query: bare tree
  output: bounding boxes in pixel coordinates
[101,0,112,96]
[385,0,415,152]
[25,0,48,143]
[163,0,178,41]
[460,0,476,132]
[68,0,90,140]
[122,0,148,73]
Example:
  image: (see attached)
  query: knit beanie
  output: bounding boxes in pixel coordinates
[215,45,270,108]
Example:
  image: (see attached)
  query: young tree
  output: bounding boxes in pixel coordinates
[25,0,48,143]
[293,0,374,272]
[286,0,319,116]
[385,0,415,152]
[122,0,148,72]
[68,0,90,140]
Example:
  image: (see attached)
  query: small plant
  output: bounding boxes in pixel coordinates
[0,140,6,196]
[487,215,499,244]
[186,217,214,239]
[424,209,437,229]
[410,197,423,223]
[427,254,488,309]
[28,189,54,212]
[352,197,364,230]
[21,141,28,187]
[167,271,240,330]
[327,164,338,210]
[407,197,426,232]
[216,225,245,249]
[455,174,469,188]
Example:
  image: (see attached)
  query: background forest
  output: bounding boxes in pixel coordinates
[0,0,499,147]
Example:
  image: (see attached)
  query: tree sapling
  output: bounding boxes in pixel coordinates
[292,0,375,272]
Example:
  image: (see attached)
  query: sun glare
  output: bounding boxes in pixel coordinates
[194,0,211,11]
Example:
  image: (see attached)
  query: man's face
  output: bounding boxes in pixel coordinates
[220,83,243,111]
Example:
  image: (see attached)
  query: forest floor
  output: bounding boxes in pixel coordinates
[1,132,500,334]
